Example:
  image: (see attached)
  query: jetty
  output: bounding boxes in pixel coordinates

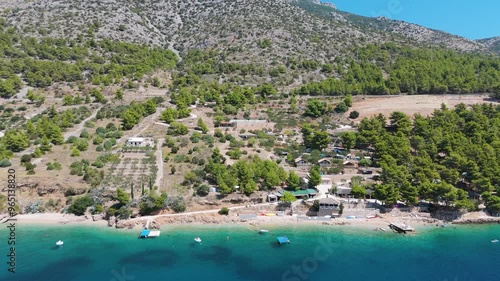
[388,223,415,234]
[139,229,161,238]
[277,236,290,244]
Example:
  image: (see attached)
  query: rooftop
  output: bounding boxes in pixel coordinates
[128,137,145,142]
[319,198,340,204]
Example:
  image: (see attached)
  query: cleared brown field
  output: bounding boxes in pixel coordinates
[350,94,496,121]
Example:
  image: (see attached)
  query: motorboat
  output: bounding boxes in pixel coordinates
[194,237,202,243]
[258,229,269,234]
[56,240,64,246]
[492,239,499,243]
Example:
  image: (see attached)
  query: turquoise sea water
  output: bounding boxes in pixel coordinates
[1,223,499,281]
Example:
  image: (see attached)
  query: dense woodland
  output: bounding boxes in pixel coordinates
[354,104,500,213]
[293,44,500,96]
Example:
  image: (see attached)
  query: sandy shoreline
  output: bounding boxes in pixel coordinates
[0,212,446,231]
[4,212,498,233]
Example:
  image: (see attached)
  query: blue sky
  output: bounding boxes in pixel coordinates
[326,0,499,40]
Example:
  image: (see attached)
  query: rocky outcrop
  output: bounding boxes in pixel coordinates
[92,214,103,221]
[107,216,116,227]
[452,217,500,225]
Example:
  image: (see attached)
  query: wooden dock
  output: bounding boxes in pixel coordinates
[388,223,415,234]
[139,229,161,238]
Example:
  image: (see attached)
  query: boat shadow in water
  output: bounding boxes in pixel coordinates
[11,257,92,281]
[119,249,179,267]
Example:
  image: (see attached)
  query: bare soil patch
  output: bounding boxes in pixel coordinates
[350,94,496,121]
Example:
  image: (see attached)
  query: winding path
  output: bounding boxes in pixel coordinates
[63,105,103,140]
[127,202,278,223]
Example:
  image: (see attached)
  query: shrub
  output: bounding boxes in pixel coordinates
[218,207,229,215]
[66,136,78,143]
[349,111,360,119]
[195,184,210,196]
[171,197,186,213]
[25,163,36,174]
[80,130,90,139]
[0,159,12,167]
[67,196,93,216]
[64,187,78,197]
[21,154,32,163]
[335,102,349,113]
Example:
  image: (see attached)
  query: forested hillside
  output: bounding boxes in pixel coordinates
[354,104,500,213]
[0,19,177,96]
[293,44,500,96]
[0,1,499,219]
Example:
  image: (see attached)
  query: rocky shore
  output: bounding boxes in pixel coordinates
[8,211,500,231]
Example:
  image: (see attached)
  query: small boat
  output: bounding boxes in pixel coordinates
[194,237,202,243]
[492,239,499,243]
[377,227,387,232]
[258,229,269,234]
[56,240,64,246]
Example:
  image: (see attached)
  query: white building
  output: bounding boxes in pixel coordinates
[126,137,146,147]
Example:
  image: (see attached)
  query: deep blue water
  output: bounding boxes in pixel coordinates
[0,223,499,281]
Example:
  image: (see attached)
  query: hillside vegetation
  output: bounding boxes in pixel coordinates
[0,0,499,218]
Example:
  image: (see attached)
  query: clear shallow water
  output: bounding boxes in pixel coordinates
[0,223,499,281]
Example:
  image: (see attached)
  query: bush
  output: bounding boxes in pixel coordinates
[80,130,90,139]
[116,207,132,219]
[64,187,78,197]
[93,204,104,214]
[335,102,349,113]
[195,184,210,196]
[67,196,93,216]
[25,163,36,174]
[21,154,32,163]
[171,197,186,213]
[47,161,62,170]
[66,136,78,143]
[349,111,360,119]
[92,160,104,168]
[0,159,12,167]
[218,207,229,215]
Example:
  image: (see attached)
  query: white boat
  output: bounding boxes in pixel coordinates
[194,237,202,243]
[258,229,269,234]
[492,239,499,243]
[56,240,64,246]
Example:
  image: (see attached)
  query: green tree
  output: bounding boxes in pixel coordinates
[351,185,366,198]
[304,99,326,117]
[344,94,353,107]
[160,108,178,123]
[219,207,229,215]
[280,191,297,203]
[349,111,360,119]
[116,188,130,206]
[340,132,357,149]
[197,118,209,134]
[290,95,298,113]
[3,130,29,152]
[67,196,93,216]
[308,166,321,188]
[287,171,301,191]
[114,89,124,101]
[334,101,349,113]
